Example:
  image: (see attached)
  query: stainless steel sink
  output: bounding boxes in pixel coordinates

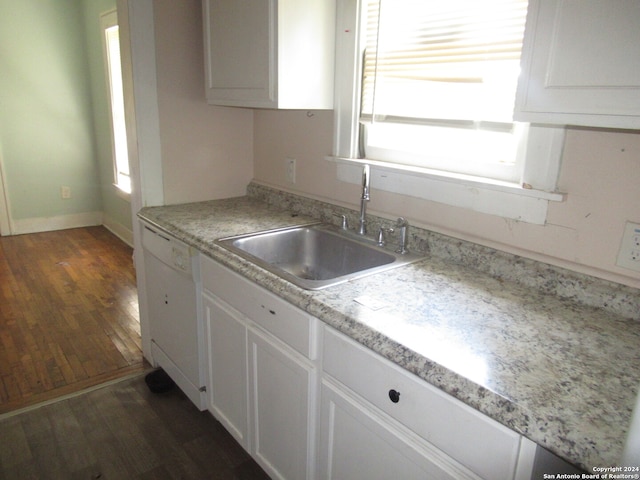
[216,223,423,290]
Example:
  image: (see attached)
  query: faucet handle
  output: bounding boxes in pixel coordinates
[377,226,394,247]
[333,214,348,230]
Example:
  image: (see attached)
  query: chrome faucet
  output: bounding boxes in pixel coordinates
[395,217,410,254]
[357,164,370,235]
[377,226,394,247]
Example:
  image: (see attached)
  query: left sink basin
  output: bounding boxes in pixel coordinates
[215,223,423,290]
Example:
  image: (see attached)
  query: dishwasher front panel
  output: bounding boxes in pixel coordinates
[145,253,199,383]
[142,224,205,409]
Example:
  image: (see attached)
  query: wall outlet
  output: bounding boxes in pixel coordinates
[616,221,640,273]
[60,185,71,199]
[285,157,296,184]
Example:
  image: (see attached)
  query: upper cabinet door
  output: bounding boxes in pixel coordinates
[203,0,274,107]
[514,0,640,129]
[202,0,335,109]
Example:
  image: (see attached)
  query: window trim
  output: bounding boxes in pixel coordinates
[331,0,565,224]
[100,10,131,199]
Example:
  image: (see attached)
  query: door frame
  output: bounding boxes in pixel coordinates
[0,150,12,235]
[116,0,164,363]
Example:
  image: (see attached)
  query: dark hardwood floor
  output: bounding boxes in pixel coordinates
[0,226,146,413]
[0,373,270,479]
[0,227,270,478]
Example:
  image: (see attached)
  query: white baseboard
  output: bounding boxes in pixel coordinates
[7,212,134,248]
[11,212,103,235]
[102,213,134,247]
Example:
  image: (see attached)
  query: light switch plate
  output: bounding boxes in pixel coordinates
[616,221,640,273]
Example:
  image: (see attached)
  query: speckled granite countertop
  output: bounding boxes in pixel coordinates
[138,193,640,471]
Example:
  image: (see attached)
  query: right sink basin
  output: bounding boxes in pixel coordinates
[216,223,424,290]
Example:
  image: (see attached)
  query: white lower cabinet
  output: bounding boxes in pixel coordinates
[321,326,534,480]
[248,328,316,480]
[202,293,248,449]
[200,254,539,480]
[319,378,478,480]
[200,255,318,479]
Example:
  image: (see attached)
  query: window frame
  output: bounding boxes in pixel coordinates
[331,0,565,225]
[100,10,131,199]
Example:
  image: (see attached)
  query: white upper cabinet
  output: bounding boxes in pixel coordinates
[514,0,640,129]
[202,0,335,109]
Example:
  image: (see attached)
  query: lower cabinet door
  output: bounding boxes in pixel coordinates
[204,294,249,448]
[318,379,481,480]
[248,328,315,480]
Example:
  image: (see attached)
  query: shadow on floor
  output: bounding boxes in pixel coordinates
[0,373,270,479]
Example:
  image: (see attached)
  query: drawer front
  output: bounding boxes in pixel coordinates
[319,380,480,480]
[200,255,314,359]
[323,326,521,480]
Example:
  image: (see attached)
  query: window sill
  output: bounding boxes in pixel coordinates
[328,156,565,225]
[113,184,132,202]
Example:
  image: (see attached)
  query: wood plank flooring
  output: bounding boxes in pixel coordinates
[0,227,146,414]
[0,374,270,479]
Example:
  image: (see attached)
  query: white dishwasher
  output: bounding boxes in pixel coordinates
[142,222,206,410]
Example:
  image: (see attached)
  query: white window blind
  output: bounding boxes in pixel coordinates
[361,0,528,128]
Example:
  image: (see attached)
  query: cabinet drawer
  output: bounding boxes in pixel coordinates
[323,327,521,480]
[200,255,315,359]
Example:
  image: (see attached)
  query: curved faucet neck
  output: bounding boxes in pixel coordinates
[358,165,370,235]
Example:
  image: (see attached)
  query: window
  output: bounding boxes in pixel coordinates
[100,11,131,195]
[333,0,565,224]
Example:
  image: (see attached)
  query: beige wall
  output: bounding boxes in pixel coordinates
[253,110,640,289]
[149,0,639,289]
[154,0,253,205]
